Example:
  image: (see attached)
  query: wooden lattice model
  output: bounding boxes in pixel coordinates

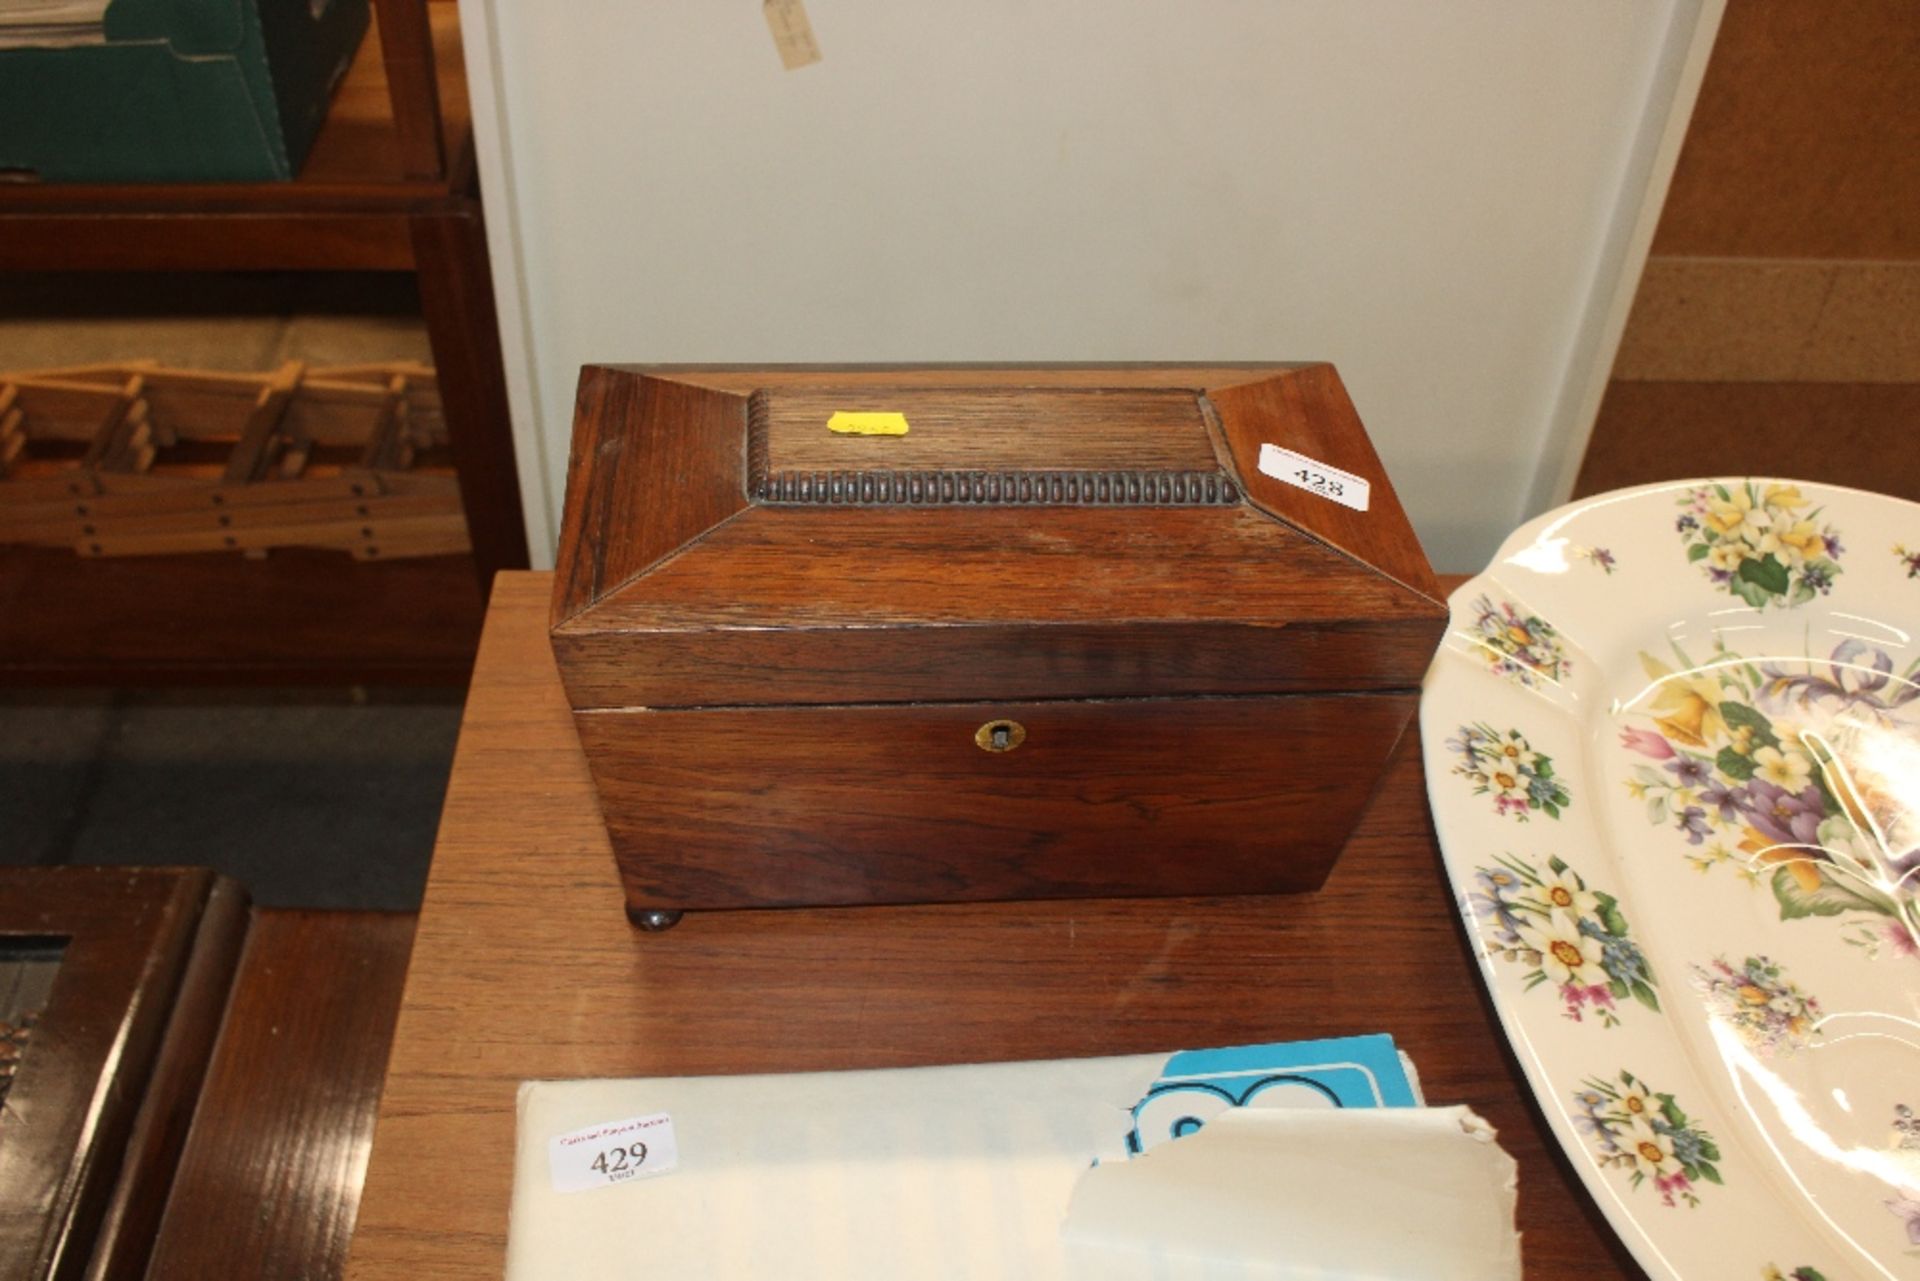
[0,360,468,561]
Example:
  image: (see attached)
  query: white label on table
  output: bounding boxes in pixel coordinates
[548,1112,679,1192]
[1257,443,1371,512]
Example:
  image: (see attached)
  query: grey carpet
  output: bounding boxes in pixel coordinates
[0,689,461,911]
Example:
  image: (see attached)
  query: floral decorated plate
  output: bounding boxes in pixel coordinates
[1421,479,1920,1281]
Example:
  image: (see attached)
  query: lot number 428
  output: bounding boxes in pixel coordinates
[1256,442,1371,512]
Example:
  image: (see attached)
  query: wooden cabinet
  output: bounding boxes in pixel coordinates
[0,868,246,1281]
[0,870,416,1281]
[0,1,526,683]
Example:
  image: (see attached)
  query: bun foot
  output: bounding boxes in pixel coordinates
[626,906,684,932]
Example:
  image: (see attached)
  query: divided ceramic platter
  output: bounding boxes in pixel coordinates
[1421,479,1920,1281]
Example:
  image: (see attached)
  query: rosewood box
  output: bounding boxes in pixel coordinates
[551,364,1446,924]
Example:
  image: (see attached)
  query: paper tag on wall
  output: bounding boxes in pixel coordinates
[548,1113,679,1193]
[1257,443,1371,512]
[763,0,822,70]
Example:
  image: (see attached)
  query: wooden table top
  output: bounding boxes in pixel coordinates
[346,570,1642,1280]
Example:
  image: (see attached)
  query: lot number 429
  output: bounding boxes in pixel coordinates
[590,1141,649,1176]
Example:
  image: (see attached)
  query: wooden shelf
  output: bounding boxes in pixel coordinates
[0,3,475,272]
[0,0,527,680]
[0,544,484,684]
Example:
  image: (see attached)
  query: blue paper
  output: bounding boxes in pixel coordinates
[1126,1033,1417,1155]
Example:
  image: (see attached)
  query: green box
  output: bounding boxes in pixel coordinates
[0,0,370,183]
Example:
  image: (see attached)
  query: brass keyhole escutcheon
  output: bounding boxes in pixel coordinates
[975,719,1026,753]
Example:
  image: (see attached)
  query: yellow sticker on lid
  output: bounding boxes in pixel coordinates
[826,411,910,437]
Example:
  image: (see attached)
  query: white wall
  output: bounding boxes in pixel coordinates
[461,0,1719,571]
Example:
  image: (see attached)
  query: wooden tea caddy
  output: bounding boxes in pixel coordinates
[550,364,1447,928]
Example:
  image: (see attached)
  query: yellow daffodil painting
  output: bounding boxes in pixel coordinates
[1465,594,1570,689]
[1676,482,1843,608]
[1447,723,1571,820]
[1621,637,1920,962]
[1472,852,1657,1029]
[1688,955,1822,1055]
[1640,652,1728,747]
[1576,1069,1720,1208]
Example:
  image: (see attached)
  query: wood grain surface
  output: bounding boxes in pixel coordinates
[760,387,1218,472]
[577,693,1413,910]
[560,615,1444,712]
[0,868,229,1281]
[411,207,533,583]
[563,504,1430,630]
[147,911,416,1281]
[0,545,484,685]
[346,573,1645,1280]
[0,212,419,274]
[551,368,750,627]
[1208,363,1440,600]
[83,878,249,1281]
[553,365,1445,708]
[553,504,1445,708]
[371,0,449,182]
[604,362,1312,394]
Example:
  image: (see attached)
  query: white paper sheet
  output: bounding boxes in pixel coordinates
[1062,1106,1521,1281]
[508,1061,1520,1280]
[508,1055,1166,1280]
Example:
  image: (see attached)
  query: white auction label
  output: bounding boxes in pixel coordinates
[1257,443,1371,512]
[548,1112,679,1193]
